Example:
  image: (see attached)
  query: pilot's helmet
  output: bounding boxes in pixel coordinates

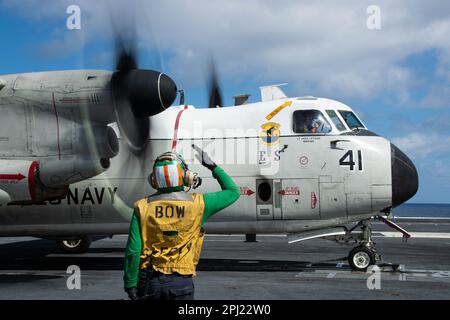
[311,118,323,128]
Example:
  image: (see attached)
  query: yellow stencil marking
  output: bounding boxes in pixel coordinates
[265,101,292,120]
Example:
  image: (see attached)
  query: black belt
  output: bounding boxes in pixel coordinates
[141,268,192,278]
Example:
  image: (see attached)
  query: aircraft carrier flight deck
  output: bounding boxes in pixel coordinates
[0,219,449,300]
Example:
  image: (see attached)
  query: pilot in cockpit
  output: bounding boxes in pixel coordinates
[295,111,332,134]
[310,118,324,133]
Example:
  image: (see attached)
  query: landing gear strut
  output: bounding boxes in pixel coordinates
[347,220,380,272]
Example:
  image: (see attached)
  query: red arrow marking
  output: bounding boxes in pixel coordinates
[245,189,255,196]
[240,188,255,196]
[0,173,26,181]
[278,190,286,196]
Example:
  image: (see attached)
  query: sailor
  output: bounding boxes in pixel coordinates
[123,145,240,300]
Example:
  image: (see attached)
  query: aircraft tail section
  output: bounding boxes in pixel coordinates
[260,83,288,101]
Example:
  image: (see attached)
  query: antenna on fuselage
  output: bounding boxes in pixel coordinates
[178,89,185,105]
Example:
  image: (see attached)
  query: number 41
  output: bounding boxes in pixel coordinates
[339,150,363,171]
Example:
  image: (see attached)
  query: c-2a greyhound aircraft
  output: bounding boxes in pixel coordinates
[0,43,418,272]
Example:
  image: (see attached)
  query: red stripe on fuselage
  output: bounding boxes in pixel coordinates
[52,92,62,160]
[171,106,188,151]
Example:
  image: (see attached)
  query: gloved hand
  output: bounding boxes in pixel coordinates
[192,144,217,171]
[125,287,139,300]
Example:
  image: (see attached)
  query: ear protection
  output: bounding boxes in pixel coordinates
[148,152,196,189]
[149,172,158,189]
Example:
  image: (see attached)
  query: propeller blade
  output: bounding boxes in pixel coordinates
[208,63,223,108]
[109,11,177,155]
[110,6,137,73]
[116,46,137,72]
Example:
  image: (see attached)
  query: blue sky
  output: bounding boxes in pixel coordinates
[0,0,449,204]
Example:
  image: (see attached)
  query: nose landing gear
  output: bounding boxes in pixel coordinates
[289,215,410,272]
[346,220,380,272]
[332,216,410,272]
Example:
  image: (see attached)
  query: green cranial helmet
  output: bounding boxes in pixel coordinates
[150,152,190,192]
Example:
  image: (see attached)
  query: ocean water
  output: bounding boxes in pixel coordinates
[393,203,450,218]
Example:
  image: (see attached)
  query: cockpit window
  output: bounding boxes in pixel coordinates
[293,110,332,134]
[326,110,346,131]
[338,110,364,130]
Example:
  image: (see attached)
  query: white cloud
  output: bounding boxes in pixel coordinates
[3,0,450,103]
[392,133,450,160]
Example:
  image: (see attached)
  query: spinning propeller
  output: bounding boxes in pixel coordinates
[110,28,178,155]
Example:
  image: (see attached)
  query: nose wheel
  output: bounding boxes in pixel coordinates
[348,245,376,272]
[347,219,380,272]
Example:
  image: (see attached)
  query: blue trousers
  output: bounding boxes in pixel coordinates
[138,269,194,300]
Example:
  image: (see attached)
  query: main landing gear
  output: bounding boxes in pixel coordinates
[56,236,92,254]
[333,216,411,272]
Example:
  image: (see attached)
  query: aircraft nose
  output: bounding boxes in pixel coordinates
[391,143,419,207]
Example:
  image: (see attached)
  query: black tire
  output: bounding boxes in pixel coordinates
[348,245,376,272]
[56,236,91,254]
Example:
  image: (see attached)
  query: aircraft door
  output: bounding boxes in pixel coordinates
[273,179,282,220]
[281,179,320,220]
[256,179,282,220]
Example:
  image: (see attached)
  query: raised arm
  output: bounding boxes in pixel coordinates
[192,144,240,224]
[202,166,240,224]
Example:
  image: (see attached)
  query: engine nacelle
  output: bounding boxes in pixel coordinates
[0,160,66,205]
[39,155,110,188]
